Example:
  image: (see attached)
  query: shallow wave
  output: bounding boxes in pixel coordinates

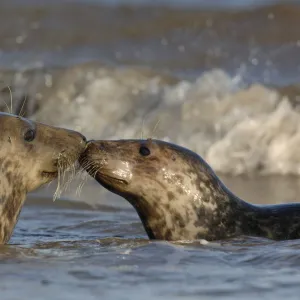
[8,234,300,270]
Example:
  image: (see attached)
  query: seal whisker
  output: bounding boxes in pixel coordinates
[84,161,98,171]
[80,159,98,174]
[89,165,99,178]
[0,83,13,114]
[59,158,67,184]
[54,155,81,199]
[53,165,63,201]
[90,164,101,178]
[76,172,89,197]
[53,154,70,201]
[140,118,145,139]
[7,85,13,115]
[150,117,161,139]
[63,163,78,192]
[2,100,10,114]
[18,94,28,117]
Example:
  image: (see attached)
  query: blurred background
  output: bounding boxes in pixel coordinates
[2,1,300,299]
[1,0,300,178]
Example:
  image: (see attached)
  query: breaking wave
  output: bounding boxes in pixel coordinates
[9,63,298,176]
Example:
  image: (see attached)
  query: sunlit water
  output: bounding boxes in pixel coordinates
[1,0,300,298]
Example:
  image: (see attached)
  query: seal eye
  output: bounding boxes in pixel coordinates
[24,129,35,142]
[139,146,150,156]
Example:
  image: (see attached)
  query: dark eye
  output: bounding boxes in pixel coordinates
[139,146,150,156]
[24,129,35,142]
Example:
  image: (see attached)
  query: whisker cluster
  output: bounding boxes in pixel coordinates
[53,153,81,201]
[1,83,28,117]
[74,156,106,197]
[79,156,102,179]
[52,152,105,201]
[139,116,162,140]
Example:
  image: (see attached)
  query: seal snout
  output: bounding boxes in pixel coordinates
[78,140,103,176]
[79,140,133,187]
[66,128,87,144]
[82,140,100,156]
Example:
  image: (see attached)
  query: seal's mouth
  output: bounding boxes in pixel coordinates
[95,172,128,185]
[41,171,59,179]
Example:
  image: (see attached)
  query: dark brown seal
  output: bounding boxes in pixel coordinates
[0,112,86,244]
[80,139,300,241]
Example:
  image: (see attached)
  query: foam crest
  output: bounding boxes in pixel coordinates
[31,64,300,175]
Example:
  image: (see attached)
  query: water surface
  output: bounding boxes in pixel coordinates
[0,176,298,299]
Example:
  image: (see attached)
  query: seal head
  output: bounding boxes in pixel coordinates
[80,139,300,241]
[0,112,87,243]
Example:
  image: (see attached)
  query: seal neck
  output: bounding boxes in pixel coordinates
[128,179,300,241]
[0,172,26,244]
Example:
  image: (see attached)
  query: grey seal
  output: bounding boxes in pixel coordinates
[0,112,86,244]
[80,139,300,241]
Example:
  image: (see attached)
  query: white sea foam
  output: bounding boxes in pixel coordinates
[32,64,300,175]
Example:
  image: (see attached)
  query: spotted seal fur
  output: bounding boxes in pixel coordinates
[80,139,300,241]
[0,112,86,244]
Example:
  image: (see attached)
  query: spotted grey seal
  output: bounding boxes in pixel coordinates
[0,112,86,244]
[80,139,300,241]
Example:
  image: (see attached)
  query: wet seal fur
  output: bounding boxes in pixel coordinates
[0,112,86,244]
[80,139,300,241]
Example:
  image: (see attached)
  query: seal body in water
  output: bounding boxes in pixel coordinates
[80,139,300,241]
[0,112,86,244]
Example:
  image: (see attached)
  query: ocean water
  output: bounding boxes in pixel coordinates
[2,0,300,299]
